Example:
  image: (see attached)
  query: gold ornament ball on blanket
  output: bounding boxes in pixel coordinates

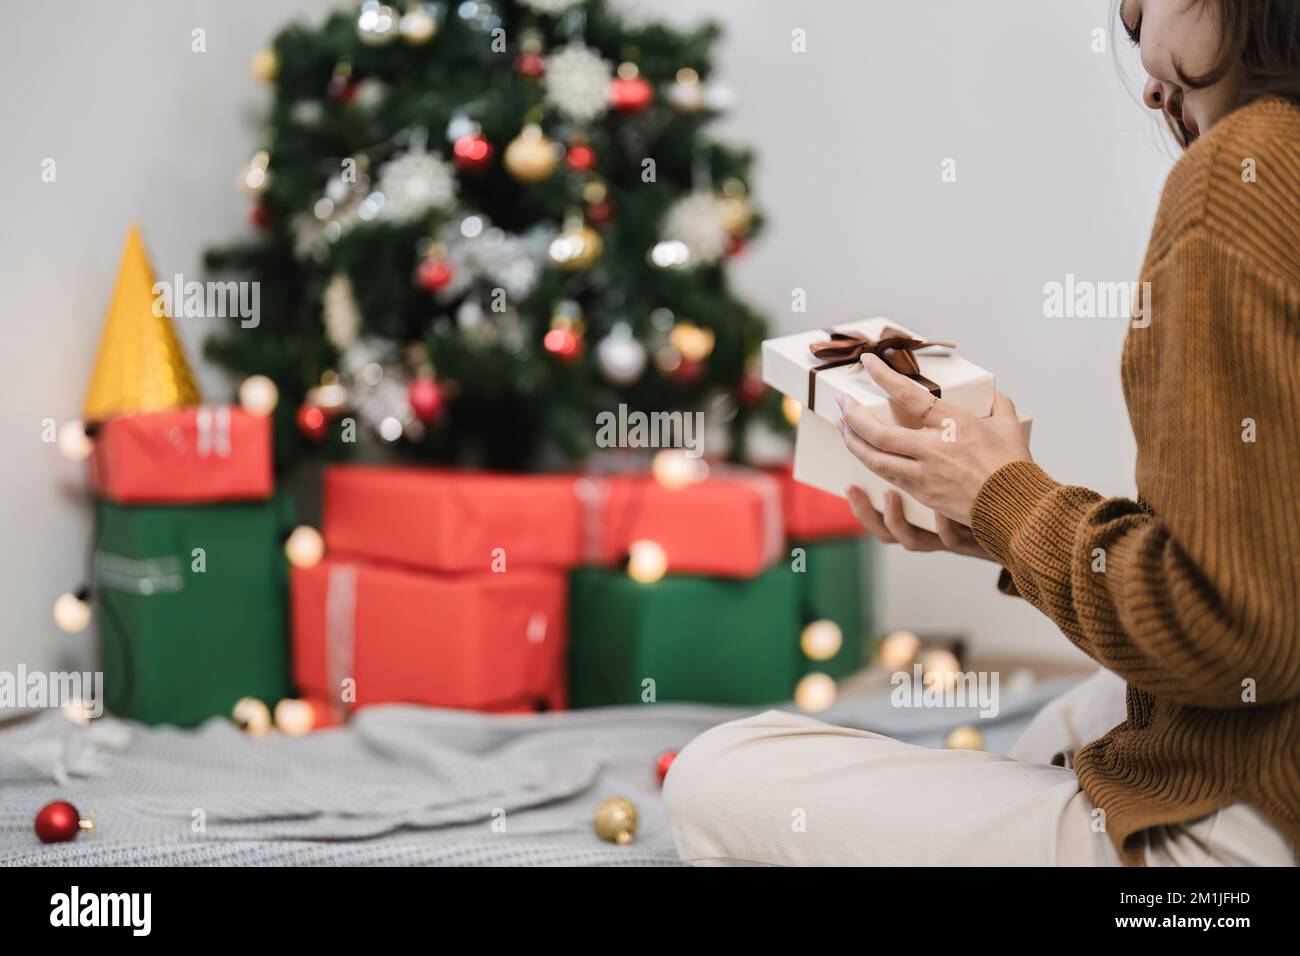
[232,697,272,738]
[945,725,985,751]
[594,797,638,845]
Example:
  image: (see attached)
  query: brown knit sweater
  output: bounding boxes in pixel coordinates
[971,97,1300,866]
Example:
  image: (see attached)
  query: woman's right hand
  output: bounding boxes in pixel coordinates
[846,486,996,561]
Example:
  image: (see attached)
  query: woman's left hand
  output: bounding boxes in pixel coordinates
[836,353,1032,527]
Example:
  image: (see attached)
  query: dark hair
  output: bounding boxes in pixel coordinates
[1182,0,1300,107]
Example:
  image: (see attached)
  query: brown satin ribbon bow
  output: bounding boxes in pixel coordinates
[805,327,955,412]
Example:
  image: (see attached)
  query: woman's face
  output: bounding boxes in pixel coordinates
[1120,0,1244,143]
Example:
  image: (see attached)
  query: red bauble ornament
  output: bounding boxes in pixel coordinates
[673,357,704,385]
[416,258,454,292]
[408,378,445,422]
[656,750,678,787]
[35,801,88,843]
[586,200,613,226]
[726,234,748,258]
[737,371,766,406]
[453,133,493,172]
[566,144,596,172]
[516,52,545,79]
[543,328,584,365]
[610,75,654,113]
[327,76,356,103]
[250,203,271,230]
[296,405,329,442]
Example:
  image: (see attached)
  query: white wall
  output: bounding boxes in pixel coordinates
[1,0,1173,675]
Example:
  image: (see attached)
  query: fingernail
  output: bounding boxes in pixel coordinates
[862,354,880,368]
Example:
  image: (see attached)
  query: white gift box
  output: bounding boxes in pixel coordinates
[793,410,1034,532]
[761,317,996,429]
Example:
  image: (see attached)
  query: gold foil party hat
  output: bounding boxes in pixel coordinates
[83,223,201,421]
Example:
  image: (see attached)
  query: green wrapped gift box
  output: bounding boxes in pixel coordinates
[94,497,293,726]
[569,538,875,708]
[569,563,803,707]
[795,537,875,680]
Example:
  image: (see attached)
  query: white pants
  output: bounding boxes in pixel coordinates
[664,669,1296,866]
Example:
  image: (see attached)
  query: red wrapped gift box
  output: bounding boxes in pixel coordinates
[291,558,567,713]
[768,465,864,540]
[578,469,783,578]
[91,406,273,504]
[324,466,583,573]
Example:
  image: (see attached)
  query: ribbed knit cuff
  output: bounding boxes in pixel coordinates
[971,460,1062,568]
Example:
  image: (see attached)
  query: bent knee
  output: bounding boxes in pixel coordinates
[663,709,824,864]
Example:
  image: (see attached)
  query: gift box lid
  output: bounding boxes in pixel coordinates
[761,317,996,426]
[324,465,585,573]
[90,405,273,504]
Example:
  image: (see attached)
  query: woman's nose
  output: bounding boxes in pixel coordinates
[1143,77,1166,111]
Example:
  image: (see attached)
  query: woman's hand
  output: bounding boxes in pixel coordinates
[837,353,1032,527]
[847,486,997,560]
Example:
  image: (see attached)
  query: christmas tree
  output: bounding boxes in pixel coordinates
[205,0,782,471]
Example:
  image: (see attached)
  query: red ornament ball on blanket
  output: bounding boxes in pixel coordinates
[656,750,678,787]
[35,801,89,843]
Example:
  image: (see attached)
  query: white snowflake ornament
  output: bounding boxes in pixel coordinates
[376,148,456,222]
[545,43,612,123]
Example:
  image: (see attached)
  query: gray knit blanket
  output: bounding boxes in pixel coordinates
[0,679,1073,866]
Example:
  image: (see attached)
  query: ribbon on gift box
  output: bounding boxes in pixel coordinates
[806,327,954,412]
[194,406,232,457]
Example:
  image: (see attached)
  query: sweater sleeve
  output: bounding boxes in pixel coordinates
[971,232,1300,709]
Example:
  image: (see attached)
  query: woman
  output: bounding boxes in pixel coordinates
[665,0,1300,866]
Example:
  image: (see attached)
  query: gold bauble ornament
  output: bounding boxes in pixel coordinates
[594,797,639,845]
[250,47,279,83]
[717,195,753,236]
[549,222,602,271]
[945,725,985,751]
[504,124,558,182]
[83,223,201,421]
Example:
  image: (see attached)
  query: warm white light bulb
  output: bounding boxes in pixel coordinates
[284,525,325,569]
[945,725,985,751]
[878,629,921,671]
[794,672,837,712]
[53,591,91,634]
[781,395,802,426]
[921,648,961,691]
[274,698,315,737]
[651,449,705,490]
[627,540,668,584]
[800,620,843,662]
[57,421,93,461]
[238,375,279,416]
